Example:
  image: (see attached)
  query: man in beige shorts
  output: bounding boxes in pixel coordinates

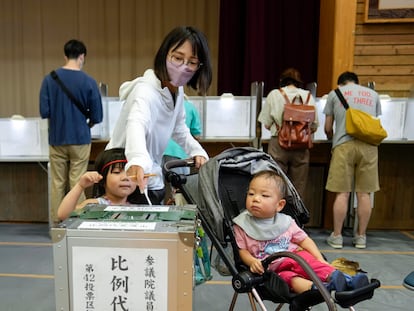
[323,71,382,249]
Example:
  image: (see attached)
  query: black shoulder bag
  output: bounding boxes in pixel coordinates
[50,70,93,127]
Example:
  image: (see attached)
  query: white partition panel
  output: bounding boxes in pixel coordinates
[83,95,414,144]
[203,96,253,138]
[403,98,414,141]
[313,97,327,141]
[0,118,48,157]
[91,97,124,140]
[376,96,406,141]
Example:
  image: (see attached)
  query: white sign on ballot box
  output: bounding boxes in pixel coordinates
[72,246,168,311]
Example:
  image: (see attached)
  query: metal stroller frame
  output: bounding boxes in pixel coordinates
[164,147,380,311]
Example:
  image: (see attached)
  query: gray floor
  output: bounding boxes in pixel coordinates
[1,222,413,311]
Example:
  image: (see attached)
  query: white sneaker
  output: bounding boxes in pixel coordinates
[353,235,366,249]
[327,233,343,249]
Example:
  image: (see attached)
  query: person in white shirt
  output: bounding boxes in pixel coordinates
[106,26,212,204]
[258,68,318,199]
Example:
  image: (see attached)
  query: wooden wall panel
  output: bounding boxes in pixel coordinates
[0,0,219,117]
[317,0,357,96]
[0,1,24,115]
[354,45,414,55]
[354,0,414,97]
[316,0,336,95]
[0,1,412,116]
[318,0,414,97]
[0,163,49,222]
[21,2,44,114]
[370,144,414,229]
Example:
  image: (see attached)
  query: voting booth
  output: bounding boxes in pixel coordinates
[90,95,257,141]
[51,204,197,311]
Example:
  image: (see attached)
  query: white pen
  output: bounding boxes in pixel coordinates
[144,188,152,206]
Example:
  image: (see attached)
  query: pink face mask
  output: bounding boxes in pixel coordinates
[166,60,196,87]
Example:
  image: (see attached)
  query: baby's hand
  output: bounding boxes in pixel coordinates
[250,259,264,275]
[79,171,103,189]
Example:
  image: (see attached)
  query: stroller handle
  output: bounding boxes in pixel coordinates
[163,158,195,172]
[163,158,195,188]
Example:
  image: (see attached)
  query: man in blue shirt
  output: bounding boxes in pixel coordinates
[39,39,103,224]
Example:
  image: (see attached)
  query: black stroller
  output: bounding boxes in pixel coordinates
[164,147,380,311]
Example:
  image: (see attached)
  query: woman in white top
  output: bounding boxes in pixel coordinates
[106,26,212,204]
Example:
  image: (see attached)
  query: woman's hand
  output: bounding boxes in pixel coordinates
[127,165,147,193]
[193,155,207,169]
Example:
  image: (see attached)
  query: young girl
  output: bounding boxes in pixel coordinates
[233,170,369,294]
[57,148,137,221]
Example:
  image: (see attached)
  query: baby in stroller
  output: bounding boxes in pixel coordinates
[233,170,369,294]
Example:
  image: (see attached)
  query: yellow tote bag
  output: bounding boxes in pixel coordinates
[345,108,387,145]
[335,89,387,146]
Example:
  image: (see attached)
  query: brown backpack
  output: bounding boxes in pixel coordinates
[278,88,315,150]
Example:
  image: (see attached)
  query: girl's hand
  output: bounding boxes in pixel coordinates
[79,171,103,189]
